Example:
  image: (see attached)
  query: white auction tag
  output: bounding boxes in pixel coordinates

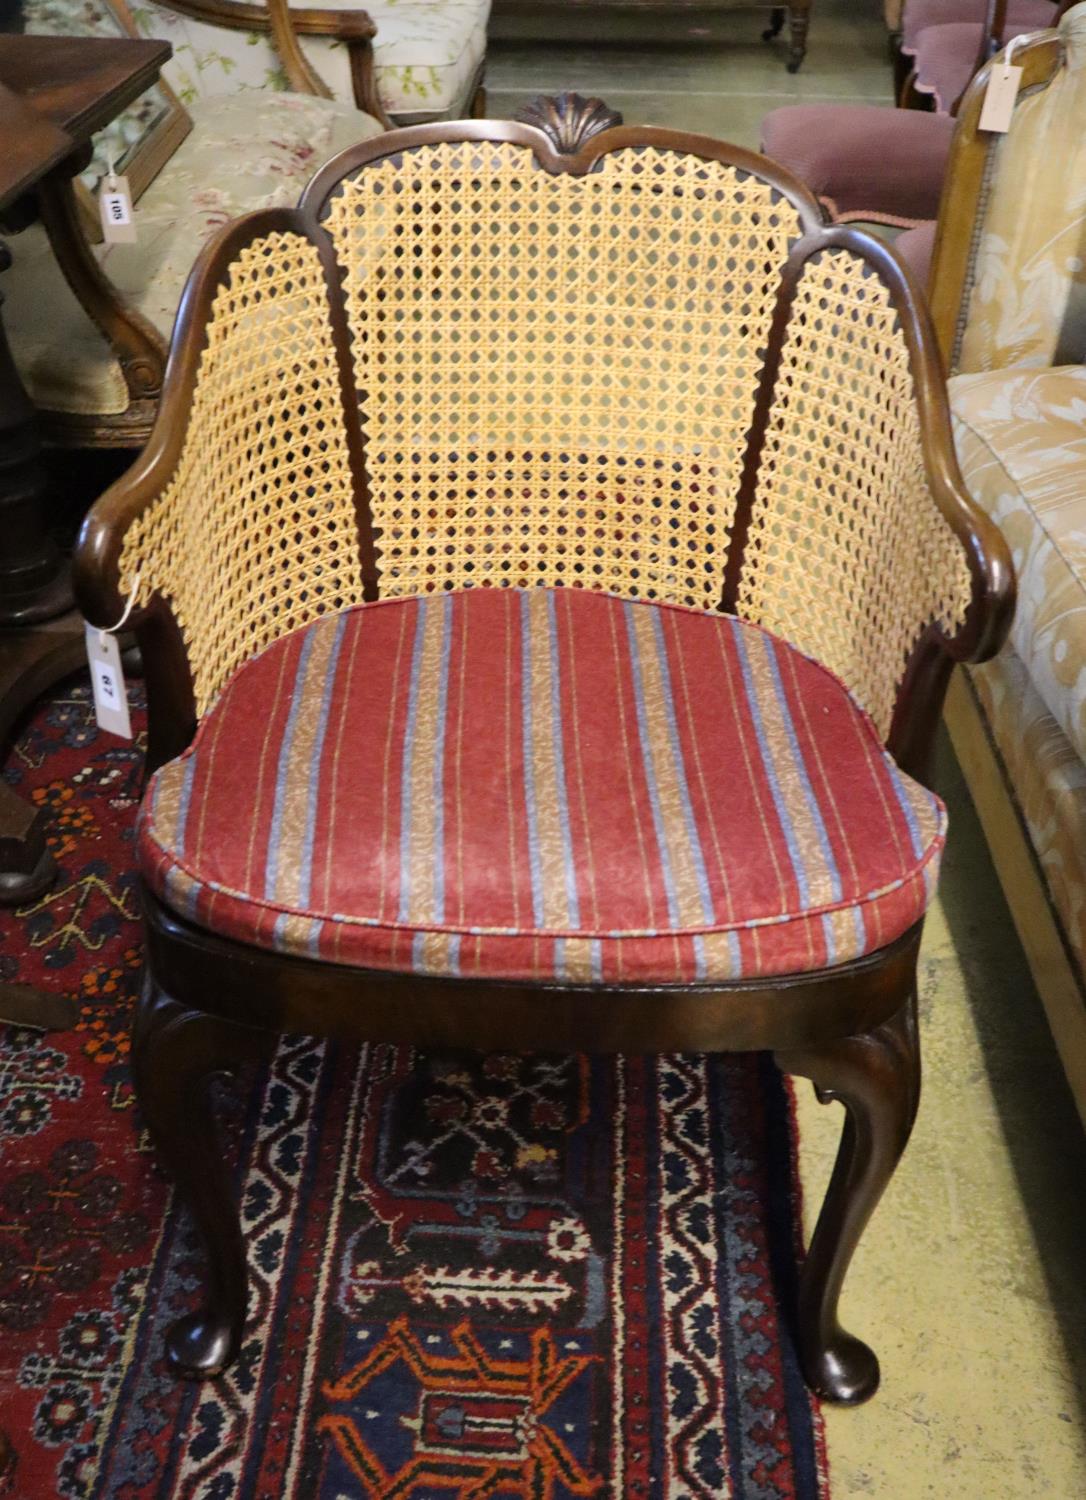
[86,625,133,740]
[978,62,1022,133]
[99,172,137,244]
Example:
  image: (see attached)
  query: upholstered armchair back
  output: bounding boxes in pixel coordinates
[82,111,1000,770]
[951,3,1086,372]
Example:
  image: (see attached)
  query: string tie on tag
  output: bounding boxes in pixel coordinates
[1003,35,1019,76]
[106,150,118,192]
[97,571,141,647]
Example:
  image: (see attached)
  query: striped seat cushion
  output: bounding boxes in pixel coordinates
[139,588,946,985]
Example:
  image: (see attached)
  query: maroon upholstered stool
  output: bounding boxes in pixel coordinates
[760,104,955,226]
[894,220,938,284]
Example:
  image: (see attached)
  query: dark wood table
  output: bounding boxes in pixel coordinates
[0,36,170,1031]
[491,2,813,72]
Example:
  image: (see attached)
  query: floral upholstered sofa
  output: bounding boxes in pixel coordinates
[931,4,1086,1122]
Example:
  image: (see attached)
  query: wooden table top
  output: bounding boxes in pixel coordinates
[0,81,72,211]
[0,35,171,140]
[0,35,171,213]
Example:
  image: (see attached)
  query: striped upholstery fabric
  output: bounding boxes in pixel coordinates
[139,589,946,985]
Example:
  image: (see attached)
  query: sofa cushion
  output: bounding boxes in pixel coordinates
[951,365,1086,765]
[140,588,945,986]
[5,90,382,417]
[760,105,954,227]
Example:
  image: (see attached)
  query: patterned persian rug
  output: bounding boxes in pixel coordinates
[0,678,829,1499]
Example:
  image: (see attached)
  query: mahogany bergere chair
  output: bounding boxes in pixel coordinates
[75,94,1013,1404]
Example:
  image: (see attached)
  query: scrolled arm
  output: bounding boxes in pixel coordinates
[869,242,1015,777]
[885,401,1014,779]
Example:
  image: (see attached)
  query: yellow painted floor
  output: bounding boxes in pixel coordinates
[487,6,1086,1495]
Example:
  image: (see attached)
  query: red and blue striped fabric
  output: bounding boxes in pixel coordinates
[139,588,945,984]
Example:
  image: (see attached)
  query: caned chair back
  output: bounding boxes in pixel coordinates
[104,104,978,750]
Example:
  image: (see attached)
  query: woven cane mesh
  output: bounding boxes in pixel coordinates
[737,248,973,736]
[118,231,364,713]
[324,140,803,608]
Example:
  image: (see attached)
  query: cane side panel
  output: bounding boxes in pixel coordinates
[117,230,364,713]
[323,140,804,610]
[738,248,973,736]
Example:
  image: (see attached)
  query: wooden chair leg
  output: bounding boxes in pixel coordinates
[132,978,274,1378]
[787,5,811,73]
[775,988,920,1404]
[763,7,786,41]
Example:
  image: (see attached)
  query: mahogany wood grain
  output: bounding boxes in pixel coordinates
[0,36,170,142]
[0,82,72,211]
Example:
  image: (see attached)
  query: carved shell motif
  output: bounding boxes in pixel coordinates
[516,93,624,154]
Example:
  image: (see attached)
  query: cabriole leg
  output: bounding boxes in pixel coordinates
[132,978,273,1378]
[775,989,920,1404]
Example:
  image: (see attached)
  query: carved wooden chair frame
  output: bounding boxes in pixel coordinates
[75,96,1014,1405]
